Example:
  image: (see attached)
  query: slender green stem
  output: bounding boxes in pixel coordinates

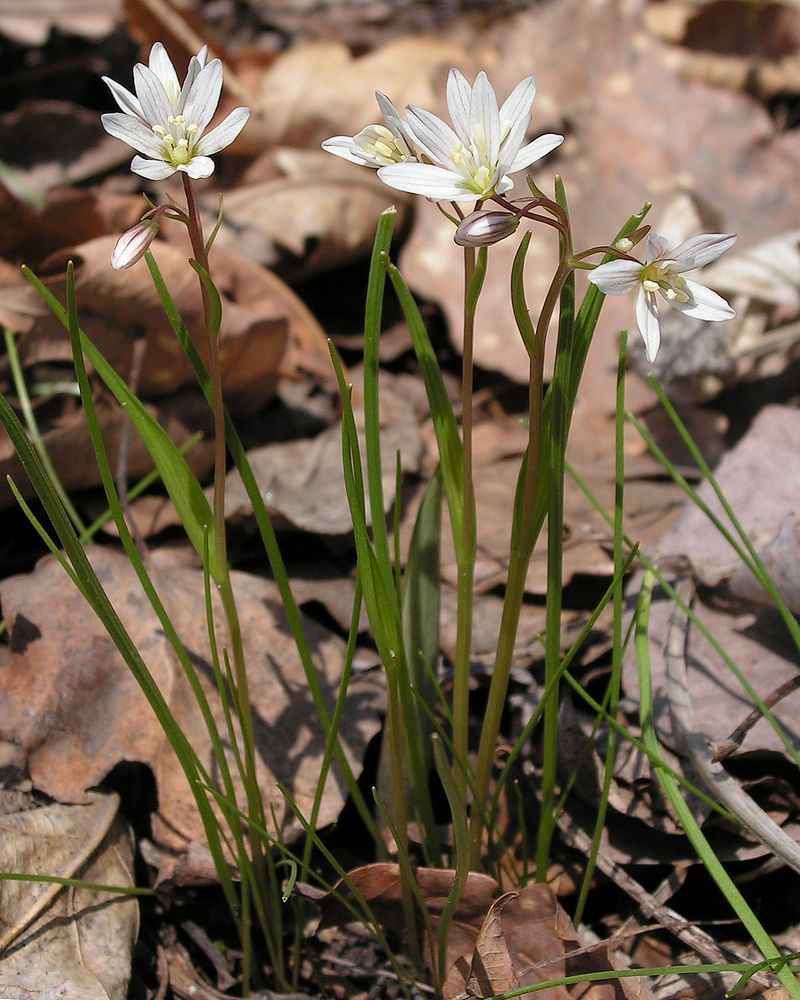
[181,174,282,991]
[453,245,478,799]
[469,254,571,867]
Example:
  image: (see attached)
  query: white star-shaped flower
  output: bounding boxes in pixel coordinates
[101,42,250,180]
[588,232,738,362]
[377,69,564,202]
[322,92,416,167]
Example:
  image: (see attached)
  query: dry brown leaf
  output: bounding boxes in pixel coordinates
[0,390,215,511]
[729,515,800,613]
[0,0,121,45]
[0,234,320,412]
[0,547,382,879]
[237,36,467,154]
[656,405,800,587]
[0,790,138,999]
[319,865,648,998]
[206,150,411,282]
[0,102,127,194]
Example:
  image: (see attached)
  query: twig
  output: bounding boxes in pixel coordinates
[665,579,800,876]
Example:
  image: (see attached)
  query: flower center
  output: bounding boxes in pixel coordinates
[152,114,200,167]
[641,262,690,304]
[354,124,406,165]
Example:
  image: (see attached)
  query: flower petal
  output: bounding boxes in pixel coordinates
[669,233,737,271]
[101,112,165,157]
[102,77,145,121]
[182,60,223,134]
[587,259,643,295]
[497,113,531,174]
[644,234,669,263]
[636,287,661,362]
[148,42,181,105]
[446,68,473,142]
[321,135,371,165]
[178,49,208,113]
[133,64,173,125]
[378,163,470,200]
[508,132,564,171]
[470,71,500,163]
[130,155,176,179]
[195,106,250,156]
[403,106,460,167]
[183,156,216,178]
[499,76,535,132]
[672,279,736,321]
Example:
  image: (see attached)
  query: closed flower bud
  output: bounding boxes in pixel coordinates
[454,210,520,247]
[111,219,160,269]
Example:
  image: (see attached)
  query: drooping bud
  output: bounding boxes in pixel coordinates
[454,210,520,248]
[111,218,160,269]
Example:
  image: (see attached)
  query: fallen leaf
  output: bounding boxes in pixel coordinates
[0,789,138,999]
[0,547,383,879]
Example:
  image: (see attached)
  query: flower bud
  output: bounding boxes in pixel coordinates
[454,210,520,248]
[111,219,160,269]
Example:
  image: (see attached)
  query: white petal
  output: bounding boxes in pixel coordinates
[404,106,461,167]
[195,106,250,156]
[587,259,643,295]
[508,132,564,172]
[375,92,403,132]
[183,156,216,178]
[470,71,500,163]
[321,135,373,165]
[133,64,173,125]
[148,42,180,103]
[102,112,165,157]
[182,60,223,134]
[636,288,661,362]
[672,280,736,321]
[131,155,176,179]
[670,233,737,272]
[497,113,531,174]
[446,68,472,141]
[645,234,669,263]
[178,50,209,114]
[499,76,535,130]
[378,163,471,200]
[102,77,145,121]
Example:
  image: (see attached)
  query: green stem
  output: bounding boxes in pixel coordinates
[453,245,478,799]
[181,175,283,992]
[469,252,571,867]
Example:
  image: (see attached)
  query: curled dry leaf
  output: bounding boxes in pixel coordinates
[206,149,412,282]
[317,864,648,998]
[0,547,382,880]
[0,789,138,999]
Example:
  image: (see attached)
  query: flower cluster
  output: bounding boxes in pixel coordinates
[324,70,563,202]
[101,42,250,180]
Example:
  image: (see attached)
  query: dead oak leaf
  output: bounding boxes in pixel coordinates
[0,547,382,881]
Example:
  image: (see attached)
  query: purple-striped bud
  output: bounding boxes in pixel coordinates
[454,210,520,247]
[111,218,160,269]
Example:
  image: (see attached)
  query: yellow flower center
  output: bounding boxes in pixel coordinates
[641,262,690,304]
[153,114,200,167]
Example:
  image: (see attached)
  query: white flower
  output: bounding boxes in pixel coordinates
[101,42,250,180]
[454,209,519,247]
[111,218,160,269]
[322,92,416,167]
[377,69,564,202]
[588,232,737,362]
